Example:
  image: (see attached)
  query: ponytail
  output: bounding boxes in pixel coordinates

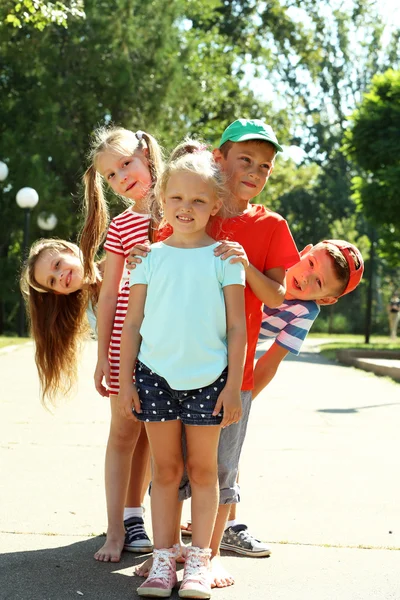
[139,131,164,242]
[140,131,164,184]
[79,164,109,284]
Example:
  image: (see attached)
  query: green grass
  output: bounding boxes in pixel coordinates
[0,336,30,349]
[319,341,400,360]
[308,333,395,344]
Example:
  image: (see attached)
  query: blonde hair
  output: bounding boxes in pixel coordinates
[20,238,101,407]
[79,127,164,283]
[154,138,229,229]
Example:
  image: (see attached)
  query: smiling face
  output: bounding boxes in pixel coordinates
[96,150,152,202]
[163,171,222,237]
[285,245,342,304]
[34,248,84,295]
[213,140,275,205]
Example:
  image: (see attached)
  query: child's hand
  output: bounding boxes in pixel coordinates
[126,242,151,271]
[214,241,249,270]
[94,358,111,397]
[213,386,242,428]
[118,384,141,420]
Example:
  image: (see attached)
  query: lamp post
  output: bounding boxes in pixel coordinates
[0,162,9,335]
[37,212,58,236]
[0,161,9,182]
[16,187,39,337]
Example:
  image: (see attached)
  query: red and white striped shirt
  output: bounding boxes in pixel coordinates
[103,208,150,394]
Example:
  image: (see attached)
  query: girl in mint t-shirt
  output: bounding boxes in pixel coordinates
[119,140,246,599]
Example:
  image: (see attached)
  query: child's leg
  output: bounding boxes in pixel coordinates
[209,390,253,587]
[123,423,153,554]
[95,394,142,562]
[126,422,151,507]
[185,424,221,549]
[145,420,184,549]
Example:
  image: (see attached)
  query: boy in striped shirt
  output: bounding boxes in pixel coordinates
[253,239,364,398]
[216,239,364,559]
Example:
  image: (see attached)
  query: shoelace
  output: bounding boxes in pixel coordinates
[236,527,259,543]
[149,550,174,580]
[184,549,211,577]
[125,522,148,542]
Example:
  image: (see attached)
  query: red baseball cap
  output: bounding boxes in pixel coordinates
[323,240,364,297]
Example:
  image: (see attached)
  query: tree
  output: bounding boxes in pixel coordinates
[343,69,400,266]
[2,0,85,30]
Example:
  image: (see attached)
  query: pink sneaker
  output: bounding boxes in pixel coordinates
[137,548,177,597]
[178,546,212,599]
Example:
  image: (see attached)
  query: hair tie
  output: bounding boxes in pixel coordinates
[135,130,144,141]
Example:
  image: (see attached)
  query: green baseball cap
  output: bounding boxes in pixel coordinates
[219,118,283,152]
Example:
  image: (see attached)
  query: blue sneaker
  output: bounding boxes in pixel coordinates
[124,516,153,553]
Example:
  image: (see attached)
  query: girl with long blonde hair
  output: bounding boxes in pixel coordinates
[79,126,164,562]
[20,236,151,561]
[20,238,100,403]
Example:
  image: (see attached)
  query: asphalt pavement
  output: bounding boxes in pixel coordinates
[1,339,399,600]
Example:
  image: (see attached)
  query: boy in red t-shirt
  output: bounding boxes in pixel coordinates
[130,120,299,586]
[206,120,299,584]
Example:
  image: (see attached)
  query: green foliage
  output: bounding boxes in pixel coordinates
[343,69,400,265]
[0,0,398,334]
[2,0,85,30]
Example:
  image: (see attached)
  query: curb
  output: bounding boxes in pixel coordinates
[337,349,400,382]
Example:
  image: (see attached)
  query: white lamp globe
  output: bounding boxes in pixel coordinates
[37,212,58,231]
[16,187,39,209]
[0,161,9,182]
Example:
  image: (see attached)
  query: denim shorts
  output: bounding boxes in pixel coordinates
[134,361,228,426]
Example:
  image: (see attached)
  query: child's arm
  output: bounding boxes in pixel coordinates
[95,251,125,396]
[119,284,147,419]
[214,241,286,308]
[213,284,247,428]
[252,342,289,400]
[246,264,286,308]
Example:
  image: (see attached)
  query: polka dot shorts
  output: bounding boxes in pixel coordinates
[134,360,227,426]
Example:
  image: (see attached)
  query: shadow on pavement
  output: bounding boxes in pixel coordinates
[0,536,260,600]
[0,536,163,600]
[255,347,335,366]
[318,403,400,414]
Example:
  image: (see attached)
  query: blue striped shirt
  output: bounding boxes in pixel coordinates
[259,299,320,355]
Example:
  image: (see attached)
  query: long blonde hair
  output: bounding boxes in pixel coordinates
[79,127,164,284]
[20,239,101,406]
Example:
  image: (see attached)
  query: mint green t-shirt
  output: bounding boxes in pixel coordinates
[130,241,245,390]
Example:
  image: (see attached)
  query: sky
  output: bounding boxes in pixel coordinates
[243,0,400,163]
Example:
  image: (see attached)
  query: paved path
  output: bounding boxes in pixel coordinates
[1,340,399,599]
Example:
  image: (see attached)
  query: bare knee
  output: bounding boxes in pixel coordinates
[187,460,218,488]
[153,459,184,487]
[108,419,140,453]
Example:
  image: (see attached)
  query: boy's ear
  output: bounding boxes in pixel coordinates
[316,296,338,306]
[300,244,313,257]
[212,148,223,163]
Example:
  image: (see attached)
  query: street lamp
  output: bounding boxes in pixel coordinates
[16,187,39,337]
[37,212,58,235]
[0,161,9,182]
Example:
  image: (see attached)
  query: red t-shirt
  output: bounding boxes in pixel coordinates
[158,204,299,390]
